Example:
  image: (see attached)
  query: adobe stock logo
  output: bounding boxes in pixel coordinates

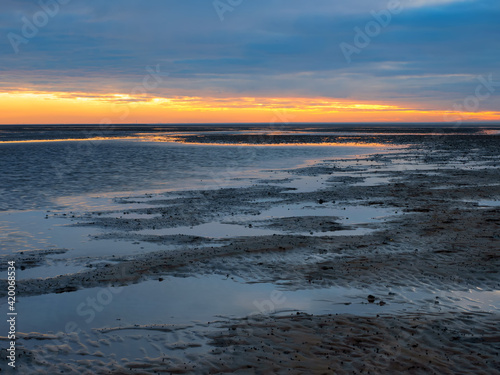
[443,74,500,126]
[213,0,243,22]
[7,0,71,54]
[340,0,403,63]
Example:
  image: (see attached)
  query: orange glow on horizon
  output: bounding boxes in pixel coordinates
[0,137,139,144]
[1,90,499,124]
[0,136,394,148]
[138,134,394,148]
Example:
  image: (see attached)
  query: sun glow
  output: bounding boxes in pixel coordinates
[1,90,499,124]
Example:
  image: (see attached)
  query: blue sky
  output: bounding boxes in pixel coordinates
[1,0,499,123]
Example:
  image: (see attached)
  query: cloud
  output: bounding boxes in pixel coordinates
[0,0,499,114]
[404,0,475,8]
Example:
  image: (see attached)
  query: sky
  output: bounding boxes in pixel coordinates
[1,0,499,124]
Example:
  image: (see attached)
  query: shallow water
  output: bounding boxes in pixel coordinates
[0,135,390,263]
[255,201,398,223]
[9,275,499,337]
[1,126,499,373]
[476,199,500,207]
[3,274,498,372]
[132,201,398,239]
[0,138,385,212]
[0,210,177,259]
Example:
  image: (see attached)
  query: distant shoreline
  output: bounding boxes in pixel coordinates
[1,122,500,129]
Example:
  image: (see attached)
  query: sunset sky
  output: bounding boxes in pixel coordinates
[1,0,500,124]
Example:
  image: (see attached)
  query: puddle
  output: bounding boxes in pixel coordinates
[7,276,499,337]
[459,199,500,207]
[444,289,500,312]
[136,221,375,238]
[254,202,398,224]
[97,212,163,220]
[250,197,286,203]
[0,209,184,283]
[17,263,86,280]
[0,211,129,257]
[388,287,500,314]
[351,175,393,186]
[281,175,332,193]
[476,200,500,207]
[133,202,397,239]
[2,267,498,370]
[136,222,280,238]
[54,194,160,212]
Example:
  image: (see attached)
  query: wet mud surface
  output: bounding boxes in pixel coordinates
[1,129,499,374]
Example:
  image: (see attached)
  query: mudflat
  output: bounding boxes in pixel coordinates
[1,128,499,374]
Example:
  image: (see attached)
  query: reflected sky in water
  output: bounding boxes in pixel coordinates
[0,137,385,212]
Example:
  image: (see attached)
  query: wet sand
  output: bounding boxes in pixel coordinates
[204,311,500,374]
[0,130,499,374]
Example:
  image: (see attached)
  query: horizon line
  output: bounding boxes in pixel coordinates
[2,121,500,127]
